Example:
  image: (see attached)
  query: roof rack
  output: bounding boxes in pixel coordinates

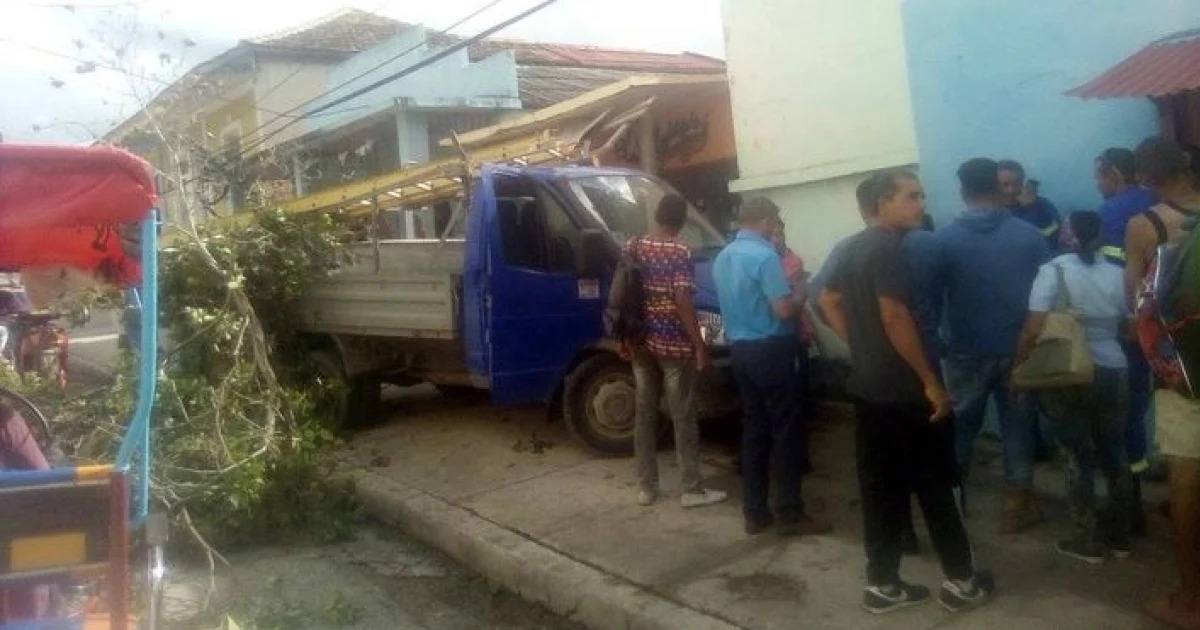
[276,129,586,216]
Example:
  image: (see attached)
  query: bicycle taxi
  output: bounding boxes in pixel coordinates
[0,143,162,629]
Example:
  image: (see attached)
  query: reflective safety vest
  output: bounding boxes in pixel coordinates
[1099,187,1159,267]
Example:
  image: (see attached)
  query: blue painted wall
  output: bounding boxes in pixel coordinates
[306,26,523,136]
[903,0,1200,224]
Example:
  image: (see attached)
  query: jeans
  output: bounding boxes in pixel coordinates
[632,351,702,494]
[731,336,805,524]
[1039,367,1134,545]
[1123,339,1152,467]
[945,355,1035,487]
[854,398,975,586]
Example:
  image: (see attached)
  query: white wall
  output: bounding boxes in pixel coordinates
[761,172,873,273]
[253,59,333,148]
[722,0,918,265]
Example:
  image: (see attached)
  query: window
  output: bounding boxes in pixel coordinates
[565,175,725,257]
[495,175,581,272]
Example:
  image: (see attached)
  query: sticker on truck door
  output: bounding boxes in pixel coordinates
[577,279,600,300]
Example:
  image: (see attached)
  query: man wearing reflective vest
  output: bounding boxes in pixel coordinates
[1095,147,1158,537]
[999,160,1062,252]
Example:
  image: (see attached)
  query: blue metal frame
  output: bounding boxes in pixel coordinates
[115,212,159,522]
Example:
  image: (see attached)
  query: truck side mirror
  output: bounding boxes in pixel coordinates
[577,229,611,277]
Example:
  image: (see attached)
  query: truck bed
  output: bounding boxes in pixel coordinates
[298,239,465,339]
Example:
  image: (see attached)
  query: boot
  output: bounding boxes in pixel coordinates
[1001,487,1045,534]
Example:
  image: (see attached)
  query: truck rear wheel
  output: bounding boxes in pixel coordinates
[313,350,380,429]
[563,354,667,457]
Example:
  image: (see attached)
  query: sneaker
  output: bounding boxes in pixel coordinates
[778,515,833,537]
[939,570,995,612]
[681,488,728,509]
[863,581,930,614]
[745,513,774,535]
[1056,539,1106,565]
[901,528,920,556]
[637,489,656,507]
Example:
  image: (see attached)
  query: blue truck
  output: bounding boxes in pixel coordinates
[297,163,737,454]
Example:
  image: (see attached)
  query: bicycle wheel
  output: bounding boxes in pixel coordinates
[0,385,55,458]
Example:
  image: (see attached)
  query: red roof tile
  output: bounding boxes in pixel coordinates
[254,9,410,54]
[466,40,724,73]
[256,10,724,73]
[1068,29,1200,99]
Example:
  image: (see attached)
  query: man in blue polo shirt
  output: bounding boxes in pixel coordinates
[1095,147,1159,537]
[714,197,831,537]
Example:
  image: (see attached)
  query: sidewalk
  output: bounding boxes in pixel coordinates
[344,390,1172,630]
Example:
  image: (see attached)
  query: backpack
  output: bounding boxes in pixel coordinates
[1136,205,1200,398]
[604,240,647,345]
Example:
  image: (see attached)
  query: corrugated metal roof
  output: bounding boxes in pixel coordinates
[517,66,644,109]
[1068,29,1200,99]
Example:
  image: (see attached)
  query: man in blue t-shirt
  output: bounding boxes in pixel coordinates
[714,197,831,538]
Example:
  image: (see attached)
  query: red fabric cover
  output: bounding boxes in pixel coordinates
[0,144,156,285]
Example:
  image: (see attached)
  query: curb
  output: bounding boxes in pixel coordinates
[354,470,742,630]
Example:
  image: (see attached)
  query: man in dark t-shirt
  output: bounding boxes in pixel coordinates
[820,170,993,615]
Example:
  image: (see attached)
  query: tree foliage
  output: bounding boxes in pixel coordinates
[43,208,359,556]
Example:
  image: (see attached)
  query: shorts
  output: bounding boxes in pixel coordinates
[1156,389,1200,459]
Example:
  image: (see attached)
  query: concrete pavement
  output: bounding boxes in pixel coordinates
[345,391,1174,630]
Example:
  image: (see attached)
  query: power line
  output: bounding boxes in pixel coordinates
[235,0,556,160]
[231,0,508,156]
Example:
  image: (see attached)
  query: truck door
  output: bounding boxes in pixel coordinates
[461,175,491,382]
[482,170,606,405]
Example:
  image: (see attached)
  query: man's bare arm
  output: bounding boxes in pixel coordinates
[675,287,711,369]
[772,296,797,321]
[879,296,937,385]
[1125,215,1155,309]
[818,289,849,342]
[879,296,950,420]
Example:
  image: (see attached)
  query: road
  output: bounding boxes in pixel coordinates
[61,329,581,629]
[170,524,584,630]
[66,309,121,383]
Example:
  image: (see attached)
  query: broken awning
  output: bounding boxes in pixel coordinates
[1068,29,1200,99]
[0,143,157,285]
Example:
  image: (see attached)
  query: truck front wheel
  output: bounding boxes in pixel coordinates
[563,354,667,457]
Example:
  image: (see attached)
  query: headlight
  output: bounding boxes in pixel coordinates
[697,311,726,347]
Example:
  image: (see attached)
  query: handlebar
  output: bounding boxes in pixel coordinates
[0,312,63,325]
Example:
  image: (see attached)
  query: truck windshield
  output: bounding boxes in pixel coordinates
[565,175,726,257]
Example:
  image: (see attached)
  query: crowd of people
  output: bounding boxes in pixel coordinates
[614,135,1200,625]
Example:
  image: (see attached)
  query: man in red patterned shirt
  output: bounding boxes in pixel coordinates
[625,194,728,509]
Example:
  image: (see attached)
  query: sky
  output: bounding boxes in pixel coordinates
[0,0,725,143]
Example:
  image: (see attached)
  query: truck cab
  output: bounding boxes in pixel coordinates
[300,163,736,455]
